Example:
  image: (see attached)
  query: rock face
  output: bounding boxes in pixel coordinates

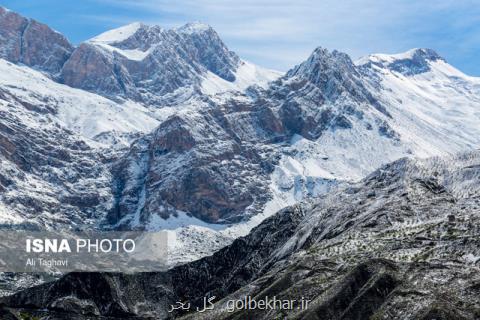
[265,47,390,140]
[59,43,137,100]
[60,22,241,104]
[0,7,73,74]
[3,151,480,319]
[105,47,395,226]
[106,97,280,227]
[0,86,112,229]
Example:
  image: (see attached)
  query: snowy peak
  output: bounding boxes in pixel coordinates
[89,20,215,45]
[177,23,240,82]
[283,47,380,108]
[287,47,357,82]
[357,48,446,76]
[89,22,145,44]
[176,21,212,34]
[357,47,480,158]
[63,20,245,102]
[0,6,10,15]
[408,48,443,61]
[285,46,365,97]
[88,21,221,56]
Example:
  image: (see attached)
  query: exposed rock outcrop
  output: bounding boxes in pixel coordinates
[0,6,73,74]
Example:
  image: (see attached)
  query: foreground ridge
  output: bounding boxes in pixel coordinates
[2,150,480,319]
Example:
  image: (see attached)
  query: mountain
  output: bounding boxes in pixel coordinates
[0,6,479,319]
[357,48,480,154]
[0,8,279,233]
[0,6,279,106]
[0,7,479,265]
[3,150,479,319]
[61,21,279,104]
[104,46,480,264]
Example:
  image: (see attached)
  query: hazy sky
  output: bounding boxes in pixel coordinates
[2,0,479,75]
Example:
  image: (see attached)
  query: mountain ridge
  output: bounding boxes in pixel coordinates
[0,7,479,267]
[0,6,280,105]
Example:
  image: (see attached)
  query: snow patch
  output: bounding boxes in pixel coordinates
[93,43,153,61]
[201,60,282,95]
[356,48,439,66]
[89,22,143,44]
[147,211,227,231]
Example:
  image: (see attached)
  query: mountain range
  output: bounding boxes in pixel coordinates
[0,6,479,319]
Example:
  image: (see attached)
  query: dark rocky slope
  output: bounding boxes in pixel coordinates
[106,106,278,226]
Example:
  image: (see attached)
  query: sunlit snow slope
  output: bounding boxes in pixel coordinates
[0,59,159,145]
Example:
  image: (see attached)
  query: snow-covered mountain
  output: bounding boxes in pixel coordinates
[0,7,479,267]
[62,21,280,105]
[0,58,158,228]
[358,48,480,154]
[0,7,281,253]
[105,46,480,263]
[0,5,280,108]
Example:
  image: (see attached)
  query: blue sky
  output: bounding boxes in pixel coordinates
[2,0,479,75]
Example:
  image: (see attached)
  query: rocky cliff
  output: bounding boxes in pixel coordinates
[0,7,73,74]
